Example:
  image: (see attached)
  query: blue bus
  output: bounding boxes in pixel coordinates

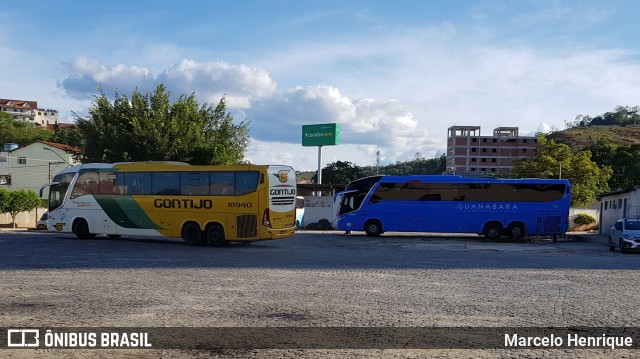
[334,175,571,240]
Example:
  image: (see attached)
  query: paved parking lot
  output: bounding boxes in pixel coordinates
[1,229,638,358]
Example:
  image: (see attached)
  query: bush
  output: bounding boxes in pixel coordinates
[574,213,596,226]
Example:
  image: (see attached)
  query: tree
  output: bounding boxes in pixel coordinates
[0,113,52,145]
[0,189,42,228]
[511,134,612,207]
[314,161,363,184]
[362,154,446,176]
[75,84,250,165]
[50,126,85,149]
[567,105,640,128]
[590,142,640,189]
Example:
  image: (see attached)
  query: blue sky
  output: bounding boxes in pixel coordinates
[2,1,640,171]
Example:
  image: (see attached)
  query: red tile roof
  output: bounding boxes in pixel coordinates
[38,140,82,154]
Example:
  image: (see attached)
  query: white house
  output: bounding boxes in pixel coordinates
[0,140,81,197]
[597,187,640,235]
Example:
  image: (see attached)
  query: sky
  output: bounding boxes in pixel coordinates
[2,1,640,171]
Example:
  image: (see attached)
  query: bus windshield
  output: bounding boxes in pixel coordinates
[49,173,74,211]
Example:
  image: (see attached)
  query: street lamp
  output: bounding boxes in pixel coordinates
[43,147,72,165]
[47,161,65,181]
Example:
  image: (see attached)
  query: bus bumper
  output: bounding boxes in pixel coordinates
[265,226,296,239]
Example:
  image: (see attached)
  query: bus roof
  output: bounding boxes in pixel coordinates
[52,162,295,177]
[372,175,570,185]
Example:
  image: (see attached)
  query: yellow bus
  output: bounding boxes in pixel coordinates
[42,162,297,245]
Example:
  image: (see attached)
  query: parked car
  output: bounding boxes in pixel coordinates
[37,212,48,230]
[609,218,640,253]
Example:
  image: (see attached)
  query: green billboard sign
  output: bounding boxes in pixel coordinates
[301,123,340,146]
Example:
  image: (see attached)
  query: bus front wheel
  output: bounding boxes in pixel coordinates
[73,219,96,240]
[364,220,383,237]
[206,224,227,247]
[483,223,502,240]
[182,223,206,246]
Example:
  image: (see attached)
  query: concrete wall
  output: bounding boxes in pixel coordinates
[0,207,47,228]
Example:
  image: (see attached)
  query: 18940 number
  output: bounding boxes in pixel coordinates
[228,202,253,208]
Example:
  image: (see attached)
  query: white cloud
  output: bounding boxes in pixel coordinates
[59,58,156,99]
[157,59,277,107]
[59,58,277,108]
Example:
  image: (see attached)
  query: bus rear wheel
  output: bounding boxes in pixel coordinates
[364,220,383,237]
[206,224,227,247]
[507,223,525,240]
[73,219,96,240]
[182,223,206,246]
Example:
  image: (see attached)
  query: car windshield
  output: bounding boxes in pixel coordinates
[624,220,640,230]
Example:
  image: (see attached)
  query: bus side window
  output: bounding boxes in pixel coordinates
[152,172,180,195]
[125,173,151,195]
[210,172,235,196]
[236,171,259,195]
[181,172,209,195]
[71,171,99,198]
[99,171,120,195]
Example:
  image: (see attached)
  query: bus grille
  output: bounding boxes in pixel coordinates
[236,215,257,238]
[271,196,295,206]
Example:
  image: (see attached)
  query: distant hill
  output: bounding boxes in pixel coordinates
[547,125,640,150]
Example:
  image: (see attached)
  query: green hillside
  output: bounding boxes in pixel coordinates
[547,125,640,150]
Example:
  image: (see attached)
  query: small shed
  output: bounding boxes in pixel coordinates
[597,187,640,235]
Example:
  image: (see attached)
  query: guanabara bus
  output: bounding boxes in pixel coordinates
[334,175,571,240]
[41,162,297,245]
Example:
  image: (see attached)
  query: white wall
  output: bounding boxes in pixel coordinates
[300,196,335,228]
[0,207,47,228]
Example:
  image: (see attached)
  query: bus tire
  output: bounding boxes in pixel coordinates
[483,222,502,240]
[364,220,383,237]
[182,222,205,246]
[73,219,96,240]
[206,224,227,247]
[507,223,525,240]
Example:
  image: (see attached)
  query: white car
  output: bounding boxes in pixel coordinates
[609,218,640,253]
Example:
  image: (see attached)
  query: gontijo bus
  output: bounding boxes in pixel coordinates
[334,175,571,239]
[41,162,297,245]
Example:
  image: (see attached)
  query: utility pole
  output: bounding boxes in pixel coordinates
[376,151,380,175]
[559,162,562,179]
